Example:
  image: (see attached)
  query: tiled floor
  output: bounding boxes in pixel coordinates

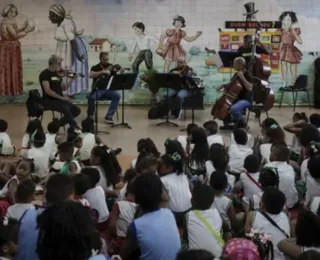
[0,104,317,169]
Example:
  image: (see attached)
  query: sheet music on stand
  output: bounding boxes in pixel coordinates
[212,52,223,68]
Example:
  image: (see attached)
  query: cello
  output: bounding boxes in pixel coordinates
[248,29,274,110]
[211,72,246,120]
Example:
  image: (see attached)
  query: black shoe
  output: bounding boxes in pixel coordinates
[219,124,234,131]
[104,117,114,125]
[112,147,122,155]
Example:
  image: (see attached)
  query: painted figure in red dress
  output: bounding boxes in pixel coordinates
[0,4,34,95]
[279,11,303,87]
[156,15,202,72]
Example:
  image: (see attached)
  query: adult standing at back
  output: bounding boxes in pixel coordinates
[39,54,81,129]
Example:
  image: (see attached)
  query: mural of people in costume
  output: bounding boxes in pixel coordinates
[0,4,34,96]
[279,11,303,87]
[156,15,202,72]
[129,21,158,73]
[243,2,258,22]
[48,4,88,96]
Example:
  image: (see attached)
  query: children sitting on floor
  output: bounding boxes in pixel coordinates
[120,174,181,260]
[57,142,82,175]
[176,123,198,154]
[90,145,121,197]
[44,118,61,161]
[265,144,299,209]
[231,120,253,148]
[235,154,261,211]
[184,184,224,257]
[131,138,160,169]
[80,118,98,165]
[5,179,35,221]
[27,131,50,179]
[305,156,320,205]
[203,120,224,147]
[73,173,91,208]
[249,167,280,211]
[309,113,320,131]
[228,128,253,174]
[0,119,15,156]
[81,168,110,233]
[21,119,43,158]
[245,187,290,260]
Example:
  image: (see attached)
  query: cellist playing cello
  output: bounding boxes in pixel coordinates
[216,57,253,130]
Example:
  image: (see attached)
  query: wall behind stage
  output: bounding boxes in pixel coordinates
[0,0,319,105]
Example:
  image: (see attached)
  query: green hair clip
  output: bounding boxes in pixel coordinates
[171,152,181,162]
[262,166,279,176]
[270,124,279,129]
[30,129,38,142]
[164,138,172,147]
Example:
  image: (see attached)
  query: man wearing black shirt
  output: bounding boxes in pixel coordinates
[39,55,81,129]
[237,34,270,66]
[87,52,124,123]
[216,57,253,129]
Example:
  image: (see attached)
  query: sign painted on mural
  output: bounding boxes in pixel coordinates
[225,21,282,29]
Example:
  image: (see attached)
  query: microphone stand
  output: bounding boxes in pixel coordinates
[91,74,110,135]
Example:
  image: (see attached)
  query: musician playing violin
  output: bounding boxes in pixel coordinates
[39,54,81,129]
[168,57,194,120]
[216,57,253,130]
[87,52,128,124]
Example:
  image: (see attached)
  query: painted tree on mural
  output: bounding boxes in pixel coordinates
[279,11,303,87]
[0,4,34,96]
[48,4,89,96]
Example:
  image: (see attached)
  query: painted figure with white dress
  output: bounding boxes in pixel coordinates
[48,4,88,96]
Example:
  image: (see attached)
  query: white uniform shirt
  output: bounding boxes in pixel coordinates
[28,147,50,178]
[80,133,97,161]
[239,172,262,204]
[265,161,298,208]
[228,144,253,173]
[207,134,224,147]
[0,132,14,155]
[231,132,254,148]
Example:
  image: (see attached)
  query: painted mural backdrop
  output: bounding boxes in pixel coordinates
[0,0,319,105]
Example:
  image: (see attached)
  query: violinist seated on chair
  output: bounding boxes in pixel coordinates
[168,57,195,120]
[87,52,129,124]
[216,57,253,130]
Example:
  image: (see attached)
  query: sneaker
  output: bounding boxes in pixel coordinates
[112,147,122,156]
[171,110,183,120]
[104,117,114,125]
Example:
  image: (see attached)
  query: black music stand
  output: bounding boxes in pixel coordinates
[218,51,240,79]
[180,77,199,132]
[91,76,110,135]
[154,73,182,127]
[110,73,138,129]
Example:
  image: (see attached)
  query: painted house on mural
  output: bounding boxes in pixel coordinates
[89,38,112,52]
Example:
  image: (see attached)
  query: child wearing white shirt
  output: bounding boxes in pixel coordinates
[228,129,253,173]
[81,168,109,231]
[130,22,158,73]
[210,171,238,230]
[0,120,15,156]
[203,120,224,147]
[249,167,280,211]
[305,156,320,205]
[245,187,290,260]
[21,119,43,158]
[159,153,192,215]
[176,123,197,154]
[80,118,98,165]
[184,184,223,257]
[6,179,35,221]
[265,144,299,209]
[205,143,235,192]
[236,155,261,209]
[230,120,253,148]
[27,131,50,178]
[44,119,61,161]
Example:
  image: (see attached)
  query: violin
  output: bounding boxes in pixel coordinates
[105,64,131,75]
[57,69,84,78]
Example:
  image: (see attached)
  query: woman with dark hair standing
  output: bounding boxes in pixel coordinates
[0,4,34,95]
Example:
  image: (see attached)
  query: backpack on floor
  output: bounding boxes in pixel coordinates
[26,89,44,118]
[148,99,169,119]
